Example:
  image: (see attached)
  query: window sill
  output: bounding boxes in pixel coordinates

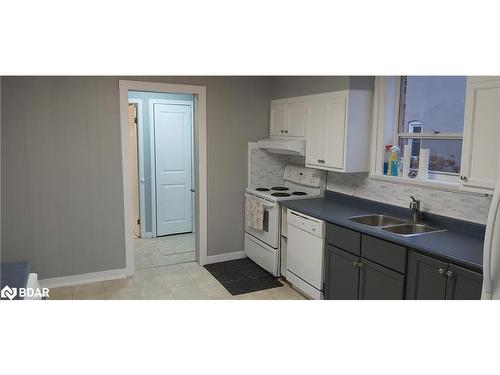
[368,174,484,195]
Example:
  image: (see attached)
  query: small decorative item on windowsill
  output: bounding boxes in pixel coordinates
[401,144,411,178]
[416,148,430,180]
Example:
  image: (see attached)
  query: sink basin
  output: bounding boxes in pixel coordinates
[381,223,446,237]
[350,215,407,227]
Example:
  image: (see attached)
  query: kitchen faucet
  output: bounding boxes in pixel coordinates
[409,196,421,223]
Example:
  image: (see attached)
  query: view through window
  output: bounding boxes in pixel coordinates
[397,76,466,176]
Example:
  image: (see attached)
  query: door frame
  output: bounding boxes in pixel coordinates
[119,80,208,276]
[128,98,146,239]
[149,99,194,238]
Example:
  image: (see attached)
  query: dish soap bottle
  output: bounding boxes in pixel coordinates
[388,146,401,176]
[383,144,393,175]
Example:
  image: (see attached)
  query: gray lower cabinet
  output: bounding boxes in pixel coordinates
[406,250,482,300]
[358,258,405,300]
[324,245,359,300]
[445,264,483,300]
[324,243,405,300]
[406,251,448,299]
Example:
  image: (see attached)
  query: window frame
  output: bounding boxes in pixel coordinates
[370,76,467,191]
[395,76,464,180]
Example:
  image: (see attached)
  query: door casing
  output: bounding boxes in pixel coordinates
[119,80,207,276]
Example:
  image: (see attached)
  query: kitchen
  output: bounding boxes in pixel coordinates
[4,2,500,374]
[2,76,498,301]
[243,76,497,300]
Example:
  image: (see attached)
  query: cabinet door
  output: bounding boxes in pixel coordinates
[324,245,360,300]
[445,264,482,300]
[358,258,405,300]
[305,101,326,167]
[460,78,500,193]
[323,96,347,170]
[287,102,306,137]
[406,251,448,300]
[270,102,288,137]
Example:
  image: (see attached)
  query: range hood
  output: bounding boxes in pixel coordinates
[256,137,306,156]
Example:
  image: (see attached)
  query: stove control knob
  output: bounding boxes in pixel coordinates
[311,226,316,231]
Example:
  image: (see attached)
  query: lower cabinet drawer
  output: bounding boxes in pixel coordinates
[326,223,361,255]
[361,234,407,273]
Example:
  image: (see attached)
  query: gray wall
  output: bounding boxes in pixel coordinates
[128,91,193,234]
[1,76,272,279]
[2,77,125,278]
[270,76,374,99]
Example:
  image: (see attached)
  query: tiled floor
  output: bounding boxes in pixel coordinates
[47,261,306,300]
[134,233,196,270]
[48,232,305,300]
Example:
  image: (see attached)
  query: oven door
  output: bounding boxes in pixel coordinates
[244,193,279,248]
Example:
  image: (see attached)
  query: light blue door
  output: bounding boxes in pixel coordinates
[154,103,193,236]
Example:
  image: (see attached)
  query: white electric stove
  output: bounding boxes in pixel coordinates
[244,165,325,276]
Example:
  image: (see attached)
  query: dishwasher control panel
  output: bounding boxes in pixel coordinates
[287,209,325,238]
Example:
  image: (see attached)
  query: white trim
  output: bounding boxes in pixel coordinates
[205,251,246,265]
[128,98,146,238]
[149,98,194,238]
[370,77,401,175]
[397,132,463,140]
[119,80,208,277]
[143,232,153,239]
[369,173,487,196]
[39,268,128,289]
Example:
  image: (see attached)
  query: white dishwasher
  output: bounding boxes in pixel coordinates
[286,209,326,300]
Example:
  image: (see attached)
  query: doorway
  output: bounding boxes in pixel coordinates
[119,80,208,276]
[127,91,195,270]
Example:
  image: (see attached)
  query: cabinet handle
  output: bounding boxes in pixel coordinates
[438,268,445,274]
[358,262,364,268]
[353,261,359,267]
[446,270,453,277]
[281,130,284,134]
[284,130,288,134]
[460,175,468,181]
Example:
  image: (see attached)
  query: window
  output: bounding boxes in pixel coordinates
[396,76,466,180]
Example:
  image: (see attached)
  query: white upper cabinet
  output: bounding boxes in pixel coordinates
[460,77,500,193]
[270,102,288,136]
[287,101,306,137]
[304,90,372,172]
[270,99,306,137]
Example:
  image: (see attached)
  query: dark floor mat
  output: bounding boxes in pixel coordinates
[204,258,283,295]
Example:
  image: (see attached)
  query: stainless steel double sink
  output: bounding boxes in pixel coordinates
[349,214,446,237]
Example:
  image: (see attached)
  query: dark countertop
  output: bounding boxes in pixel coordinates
[281,191,485,273]
[1,261,30,300]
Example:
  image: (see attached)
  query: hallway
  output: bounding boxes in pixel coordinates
[134,233,195,269]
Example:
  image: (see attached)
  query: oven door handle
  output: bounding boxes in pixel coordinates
[245,193,277,209]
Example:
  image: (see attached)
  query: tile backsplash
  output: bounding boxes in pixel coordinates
[326,172,492,224]
[247,145,491,224]
[248,147,305,187]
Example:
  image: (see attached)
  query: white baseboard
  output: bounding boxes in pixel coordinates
[142,232,153,239]
[39,268,128,289]
[205,251,246,265]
